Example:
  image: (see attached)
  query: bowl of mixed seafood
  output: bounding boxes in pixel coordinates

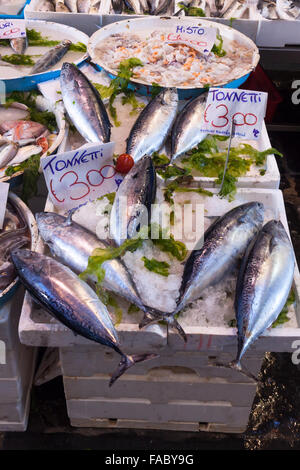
[89,16,260,98]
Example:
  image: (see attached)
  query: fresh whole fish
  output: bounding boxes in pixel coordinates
[11,249,158,385]
[31,40,72,75]
[0,141,19,168]
[174,202,264,315]
[111,0,124,13]
[54,0,71,11]
[110,156,156,246]
[0,121,48,142]
[77,0,91,12]
[171,92,208,162]
[150,0,170,14]
[230,220,295,377]
[218,0,248,18]
[36,211,163,316]
[124,0,148,14]
[37,0,55,12]
[65,0,78,11]
[0,103,29,125]
[60,63,111,143]
[126,88,178,162]
[276,0,300,19]
[10,37,27,55]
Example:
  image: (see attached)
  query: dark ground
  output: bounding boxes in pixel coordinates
[1,70,300,451]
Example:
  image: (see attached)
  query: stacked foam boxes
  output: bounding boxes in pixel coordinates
[0,288,36,431]
[61,344,264,433]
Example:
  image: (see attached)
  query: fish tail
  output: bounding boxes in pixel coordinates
[139,313,187,343]
[109,353,159,387]
[214,359,258,382]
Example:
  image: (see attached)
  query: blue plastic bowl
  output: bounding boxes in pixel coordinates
[0,0,30,19]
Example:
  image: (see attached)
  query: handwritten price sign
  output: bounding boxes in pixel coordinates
[200,88,268,140]
[166,24,217,55]
[42,142,124,210]
[0,20,26,40]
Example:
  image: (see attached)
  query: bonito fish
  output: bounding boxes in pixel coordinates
[60,63,111,143]
[36,211,163,316]
[11,249,158,385]
[126,88,178,162]
[230,220,295,376]
[31,40,72,75]
[170,92,208,162]
[110,156,156,246]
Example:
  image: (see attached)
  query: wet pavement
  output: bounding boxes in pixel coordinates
[1,73,300,451]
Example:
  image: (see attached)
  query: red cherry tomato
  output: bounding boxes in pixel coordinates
[36,136,49,154]
[115,153,134,174]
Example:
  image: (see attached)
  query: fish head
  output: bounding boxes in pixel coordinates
[238,201,264,230]
[160,87,178,106]
[62,40,72,48]
[60,62,77,83]
[262,219,291,247]
[10,249,42,276]
[36,212,66,244]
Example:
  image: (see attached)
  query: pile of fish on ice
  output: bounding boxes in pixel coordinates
[33,0,300,19]
[35,0,175,15]
[176,0,300,21]
[9,63,297,385]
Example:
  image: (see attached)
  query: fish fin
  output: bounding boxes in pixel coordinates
[214,359,258,382]
[109,353,158,387]
[139,313,187,343]
[64,207,77,226]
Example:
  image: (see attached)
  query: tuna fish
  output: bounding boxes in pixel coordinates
[110,156,156,246]
[36,211,163,317]
[170,92,208,162]
[126,88,178,162]
[60,63,111,143]
[31,40,72,75]
[11,249,158,385]
[230,220,295,376]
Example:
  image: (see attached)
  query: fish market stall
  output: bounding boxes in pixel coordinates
[0,192,37,431]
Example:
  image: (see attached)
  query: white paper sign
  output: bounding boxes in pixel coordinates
[0,182,9,230]
[0,19,26,40]
[165,24,217,55]
[42,142,124,210]
[200,87,268,140]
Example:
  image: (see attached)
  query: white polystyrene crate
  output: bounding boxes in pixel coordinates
[257,19,300,47]
[60,347,263,382]
[19,187,300,354]
[24,1,102,36]
[0,290,36,431]
[190,122,280,189]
